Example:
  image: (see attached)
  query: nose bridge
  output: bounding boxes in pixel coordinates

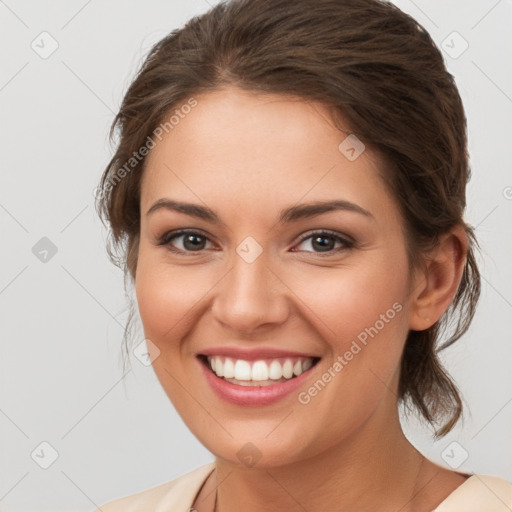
[212,245,288,333]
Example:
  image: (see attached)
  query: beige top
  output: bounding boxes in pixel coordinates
[95,462,512,511]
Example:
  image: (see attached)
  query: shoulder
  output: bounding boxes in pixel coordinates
[434,474,512,511]
[92,462,216,512]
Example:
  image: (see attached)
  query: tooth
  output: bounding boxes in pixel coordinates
[224,358,235,378]
[282,359,294,379]
[268,360,283,380]
[209,355,316,382]
[214,356,224,377]
[251,360,269,381]
[302,358,313,372]
[234,360,252,380]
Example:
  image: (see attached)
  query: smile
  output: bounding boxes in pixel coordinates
[205,355,317,386]
[197,354,321,405]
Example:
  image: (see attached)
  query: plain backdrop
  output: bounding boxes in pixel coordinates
[1,1,511,510]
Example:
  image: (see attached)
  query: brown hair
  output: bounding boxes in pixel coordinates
[96,0,480,437]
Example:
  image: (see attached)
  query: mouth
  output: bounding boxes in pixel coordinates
[197,354,321,387]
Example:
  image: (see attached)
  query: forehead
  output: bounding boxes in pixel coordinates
[141,86,397,223]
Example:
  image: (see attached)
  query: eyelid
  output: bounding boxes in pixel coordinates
[295,229,354,245]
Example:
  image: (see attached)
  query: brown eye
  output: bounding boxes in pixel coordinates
[293,230,354,254]
[158,230,214,253]
[181,233,207,251]
[310,235,336,252]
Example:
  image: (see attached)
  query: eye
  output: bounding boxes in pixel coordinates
[292,230,354,254]
[157,229,215,253]
[156,229,353,256]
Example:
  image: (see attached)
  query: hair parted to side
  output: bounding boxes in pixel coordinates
[96,0,480,437]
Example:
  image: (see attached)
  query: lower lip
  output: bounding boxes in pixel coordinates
[198,357,319,406]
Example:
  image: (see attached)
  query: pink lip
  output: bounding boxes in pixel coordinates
[197,356,320,406]
[198,346,320,361]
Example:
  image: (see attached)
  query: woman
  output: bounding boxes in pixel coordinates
[94,0,512,510]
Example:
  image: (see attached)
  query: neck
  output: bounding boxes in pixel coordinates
[213,401,432,512]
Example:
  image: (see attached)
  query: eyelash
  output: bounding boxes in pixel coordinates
[156,229,354,256]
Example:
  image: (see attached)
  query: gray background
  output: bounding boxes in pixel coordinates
[1,1,511,510]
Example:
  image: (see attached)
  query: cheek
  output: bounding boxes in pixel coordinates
[134,250,209,344]
[290,257,410,352]
[283,257,411,444]
[286,251,412,426]
[134,252,210,405]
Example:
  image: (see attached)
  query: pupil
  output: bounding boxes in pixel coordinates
[313,236,333,252]
[184,234,205,250]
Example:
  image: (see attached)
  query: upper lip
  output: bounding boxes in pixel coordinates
[197,347,321,361]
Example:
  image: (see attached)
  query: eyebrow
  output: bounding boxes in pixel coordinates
[146,198,373,224]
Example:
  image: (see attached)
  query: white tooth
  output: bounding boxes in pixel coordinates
[269,360,283,380]
[282,359,294,379]
[234,360,252,380]
[214,356,224,377]
[302,358,313,372]
[210,356,314,382]
[251,360,269,381]
[223,358,235,378]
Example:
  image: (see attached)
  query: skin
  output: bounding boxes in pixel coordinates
[135,86,469,512]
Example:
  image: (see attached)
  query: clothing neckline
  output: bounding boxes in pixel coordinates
[432,473,476,510]
[193,466,476,511]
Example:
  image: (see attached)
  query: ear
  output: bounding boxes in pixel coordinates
[409,225,468,331]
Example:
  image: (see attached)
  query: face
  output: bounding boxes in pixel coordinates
[136,86,415,468]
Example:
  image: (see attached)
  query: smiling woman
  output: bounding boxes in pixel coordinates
[94,0,511,511]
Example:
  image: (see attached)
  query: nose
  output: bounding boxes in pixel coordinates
[211,252,290,335]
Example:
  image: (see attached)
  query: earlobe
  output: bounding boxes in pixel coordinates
[409,226,468,331]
